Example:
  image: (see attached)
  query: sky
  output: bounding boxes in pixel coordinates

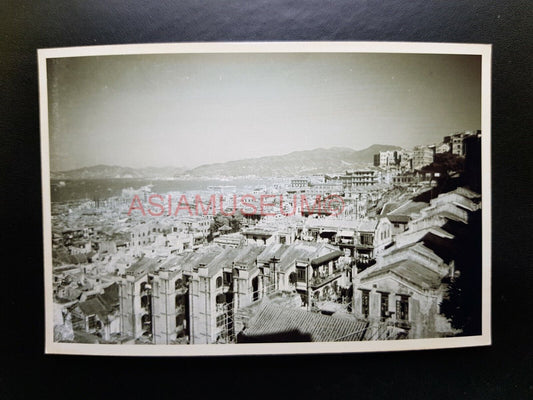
[47,52,481,171]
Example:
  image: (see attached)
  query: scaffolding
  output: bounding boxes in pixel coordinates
[215,283,278,344]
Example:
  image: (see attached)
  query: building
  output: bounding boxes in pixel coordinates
[352,241,455,339]
[306,182,344,197]
[290,178,310,189]
[213,233,246,248]
[447,130,477,156]
[242,228,276,245]
[118,257,161,341]
[412,145,434,170]
[392,173,418,186]
[373,150,400,168]
[351,186,482,339]
[186,245,266,344]
[328,170,378,189]
[256,241,350,311]
[71,282,120,341]
[238,303,369,342]
[129,223,163,254]
[354,218,393,265]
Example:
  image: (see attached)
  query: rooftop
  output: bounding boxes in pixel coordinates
[240,304,368,342]
[258,241,343,272]
[388,200,428,217]
[126,257,160,277]
[360,258,443,291]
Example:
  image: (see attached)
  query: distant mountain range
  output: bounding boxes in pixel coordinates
[50,165,187,180]
[51,144,401,179]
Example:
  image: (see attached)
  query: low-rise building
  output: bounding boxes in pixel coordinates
[352,241,455,339]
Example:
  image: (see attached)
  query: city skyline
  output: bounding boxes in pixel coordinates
[47,52,481,171]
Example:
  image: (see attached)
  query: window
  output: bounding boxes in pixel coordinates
[396,296,409,321]
[87,315,97,330]
[223,272,232,286]
[360,234,373,246]
[380,293,389,318]
[216,314,225,327]
[175,314,184,327]
[361,290,370,317]
[175,294,185,308]
[296,267,306,282]
[216,276,222,288]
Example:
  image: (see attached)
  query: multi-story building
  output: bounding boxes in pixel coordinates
[352,241,455,339]
[412,145,434,170]
[118,257,161,340]
[354,218,393,265]
[392,173,418,186]
[352,186,482,339]
[306,182,344,197]
[129,223,163,252]
[255,241,351,311]
[290,178,310,189]
[150,256,190,344]
[446,130,477,156]
[328,170,378,190]
[186,244,265,344]
[373,150,399,167]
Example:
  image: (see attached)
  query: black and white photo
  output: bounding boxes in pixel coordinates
[39,42,491,355]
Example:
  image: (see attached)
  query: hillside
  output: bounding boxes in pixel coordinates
[51,165,187,180]
[185,144,401,177]
[51,145,401,179]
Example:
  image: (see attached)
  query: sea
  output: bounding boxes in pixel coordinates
[50,178,282,203]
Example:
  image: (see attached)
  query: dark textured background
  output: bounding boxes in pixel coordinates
[1,1,531,399]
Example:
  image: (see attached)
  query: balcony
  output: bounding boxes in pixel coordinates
[310,271,342,289]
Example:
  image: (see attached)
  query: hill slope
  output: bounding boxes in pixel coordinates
[51,145,401,179]
[186,144,401,177]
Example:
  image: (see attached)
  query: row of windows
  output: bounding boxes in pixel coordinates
[361,291,409,320]
[379,228,391,241]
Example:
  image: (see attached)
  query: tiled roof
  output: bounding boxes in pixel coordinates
[233,245,265,269]
[381,202,399,215]
[356,220,378,232]
[257,243,289,264]
[386,214,410,223]
[311,250,344,266]
[389,200,428,217]
[177,245,224,273]
[126,257,160,277]
[241,304,369,342]
[450,187,481,200]
[158,255,181,271]
[361,258,443,291]
[78,292,117,321]
[203,245,265,276]
[203,248,237,276]
[99,282,119,307]
[272,241,341,272]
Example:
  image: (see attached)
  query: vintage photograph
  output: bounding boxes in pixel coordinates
[39,42,491,355]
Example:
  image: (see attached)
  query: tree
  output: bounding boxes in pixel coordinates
[421,152,464,178]
[440,210,482,336]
